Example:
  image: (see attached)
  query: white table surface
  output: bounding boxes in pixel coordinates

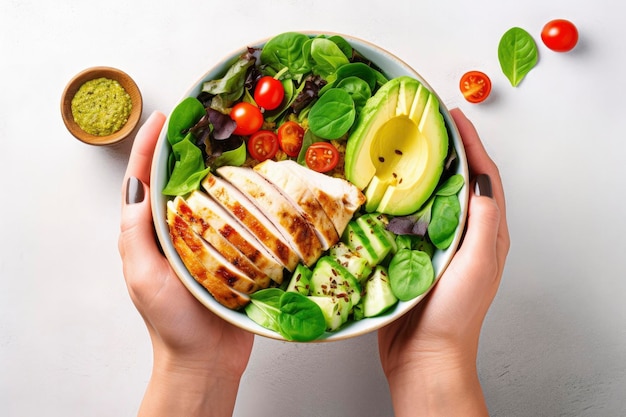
[2,0,625,415]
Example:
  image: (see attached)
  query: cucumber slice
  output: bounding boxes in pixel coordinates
[362,266,398,317]
[286,264,312,295]
[342,221,380,266]
[308,295,351,331]
[356,214,395,260]
[329,242,372,283]
[309,256,361,306]
[358,213,397,253]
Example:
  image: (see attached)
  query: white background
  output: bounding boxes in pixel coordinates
[1,0,625,416]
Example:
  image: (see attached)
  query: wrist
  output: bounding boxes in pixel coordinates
[138,349,243,417]
[386,352,488,417]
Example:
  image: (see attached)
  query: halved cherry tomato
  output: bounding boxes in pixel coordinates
[305,142,339,173]
[248,130,279,162]
[277,121,305,157]
[254,76,285,110]
[541,19,578,52]
[460,71,492,104]
[230,102,263,136]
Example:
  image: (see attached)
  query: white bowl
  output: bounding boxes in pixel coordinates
[151,32,469,342]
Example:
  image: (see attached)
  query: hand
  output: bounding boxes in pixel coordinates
[378,108,510,416]
[118,111,254,417]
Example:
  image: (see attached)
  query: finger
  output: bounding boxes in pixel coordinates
[451,109,510,269]
[119,111,166,262]
[123,111,166,186]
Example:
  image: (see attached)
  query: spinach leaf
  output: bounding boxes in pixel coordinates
[167,97,206,146]
[309,38,350,79]
[328,35,353,60]
[245,289,326,341]
[498,27,538,87]
[308,88,356,139]
[260,32,311,79]
[278,292,326,342]
[395,235,435,258]
[245,288,283,333]
[334,62,379,91]
[428,194,461,250]
[388,249,434,301]
[336,76,372,113]
[162,134,210,196]
[435,174,465,196]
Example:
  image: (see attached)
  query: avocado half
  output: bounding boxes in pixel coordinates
[344,76,448,216]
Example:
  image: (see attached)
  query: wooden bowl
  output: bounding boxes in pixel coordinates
[61,66,143,146]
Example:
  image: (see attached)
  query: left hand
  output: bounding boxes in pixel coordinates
[118,112,254,415]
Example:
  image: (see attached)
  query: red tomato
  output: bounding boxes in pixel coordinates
[254,76,285,110]
[230,102,263,136]
[277,121,305,157]
[459,71,492,104]
[248,130,279,162]
[305,142,339,173]
[541,19,578,52]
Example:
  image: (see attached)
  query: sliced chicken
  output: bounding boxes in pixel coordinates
[167,207,250,309]
[253,159,339,250]
[182,191,284,284]
[277,160,366,236]
[216,165,324,267]
[202,173,299,272]
[169,197,272,289]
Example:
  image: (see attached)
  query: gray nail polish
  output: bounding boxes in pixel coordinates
[126,177,145,204]
[475,174,493,198]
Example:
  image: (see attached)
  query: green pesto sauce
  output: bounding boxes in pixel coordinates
[71,77,132,136]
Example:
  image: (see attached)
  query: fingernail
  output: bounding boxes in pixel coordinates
[475,174,493,198]
[126,177,145,204]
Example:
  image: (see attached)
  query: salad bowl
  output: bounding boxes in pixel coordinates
[151,32,469,342]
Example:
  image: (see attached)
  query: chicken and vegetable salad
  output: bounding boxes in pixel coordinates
[161,32,465,341]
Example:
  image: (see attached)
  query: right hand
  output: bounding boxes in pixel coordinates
[378,108,510,415]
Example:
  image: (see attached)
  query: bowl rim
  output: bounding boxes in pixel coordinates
[61,66,143,146]
[150,32,469,342]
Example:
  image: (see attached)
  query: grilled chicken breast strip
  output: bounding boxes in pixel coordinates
[202,173,299,272]
[253,159,339,250]
[170,198,272,288]
[216,165,324,267]
[167,207,250,309]
[277,160,366,236]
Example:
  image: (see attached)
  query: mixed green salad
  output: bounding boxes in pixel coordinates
[162,32,465,341]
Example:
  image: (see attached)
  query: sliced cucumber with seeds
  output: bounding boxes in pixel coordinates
[362,265,398,317]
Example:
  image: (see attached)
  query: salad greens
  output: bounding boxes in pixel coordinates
[245,288,326,342]
[163,32,391,195]
[498,27,539,87]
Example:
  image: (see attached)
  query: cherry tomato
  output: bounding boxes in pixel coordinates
[254,76,285,110]
[305,142,339,173]
[230,102,263,136]
[459,71,492,104]
[541,19,578,52]
[277,121,305,157]
[248,130,279,162]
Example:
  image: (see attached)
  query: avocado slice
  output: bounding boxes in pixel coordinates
[345,76,449,216]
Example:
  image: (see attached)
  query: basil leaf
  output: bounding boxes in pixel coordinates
[498,27,538,87]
